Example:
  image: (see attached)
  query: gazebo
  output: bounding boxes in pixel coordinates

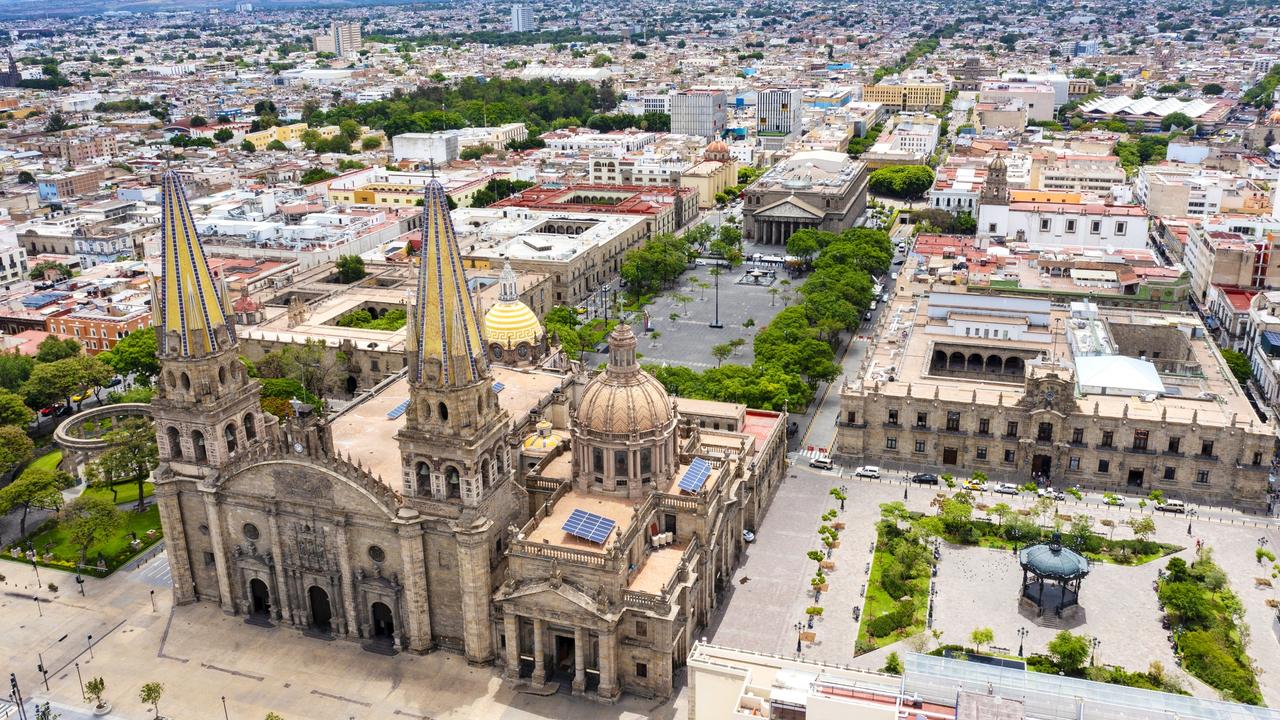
[1018,534,1090,618]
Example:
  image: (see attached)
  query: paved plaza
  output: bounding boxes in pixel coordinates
[705,467,1280,706]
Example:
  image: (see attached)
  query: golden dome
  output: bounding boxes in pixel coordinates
[706,140,729,153]
[576,324,675,436]
[483,260,543,348]
[523,420,563,451]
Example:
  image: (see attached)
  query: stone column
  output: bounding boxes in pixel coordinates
[201,492,234,613]
[572,626,587,695]
[503,613,521,680]
[532,617,546,685]
[334,517,358,637]
[456,529,495,664]
[154,481,196,605]
[597,629,619,701]
[266,506,290,623]
[396,516,434,653]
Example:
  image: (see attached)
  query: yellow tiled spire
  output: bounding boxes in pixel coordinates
[156,171,234,357]
[409,179,488,387]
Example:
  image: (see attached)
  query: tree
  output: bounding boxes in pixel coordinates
[265,714,284,720]
[1201,83,1224,96]
[1047,631,1091,674]
[240,139,256,152]
[0,352,34,392]
[1127,516,1157,542]
[22,357,85,410]
[711,343,734,367]
[882,651,903,674]
[73,356,114,404]
[138,682,164,719]
[213,128,234,143]
[0,424,34,475]
[99,327,159,383]
[300,167,337,184]
[0,466,64,537]
[85,677,106,710]
[1160,112,1194,132]
[361,136,382,150]
[868,166,935,199]
[786,232,821,263]
[0,390,33,426]
[335,255,366,283]
[62,495,123,567]
[1158,581,1213,628]
[36,336,80,364]
[190,115,208,127]
[29,261,72,282]
[84,418,158,511]
[17,170,35,184]
[970,627,995,653]
[44,112,69,133]
[1220,348,1253,386]
[266,139,289,152]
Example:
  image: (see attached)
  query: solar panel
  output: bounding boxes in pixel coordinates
[562,508,616,544]
[386,399,410,420]
[493,382,505,393]
[678,457,712,494]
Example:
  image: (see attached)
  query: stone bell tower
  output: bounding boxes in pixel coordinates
[395,179,522,664]
[149,171,272,607]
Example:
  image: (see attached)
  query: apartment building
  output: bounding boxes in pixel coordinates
[313,21,361,56]
[0,241,26,290]
[861,81,946,111]
[36,168,106,203]
[1136,166,1271,217]
[670,90,728,139]
[861,113,941,167]
[757,88,803,137]
[510,4,534,32]
[1245,290,1280,409]
[980,80,1057,122]
[1031,153,1128,194]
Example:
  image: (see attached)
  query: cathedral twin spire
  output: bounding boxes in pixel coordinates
[407,180,489,388]
[155,171,234,358]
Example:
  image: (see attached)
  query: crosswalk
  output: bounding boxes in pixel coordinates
[130,553,171,587]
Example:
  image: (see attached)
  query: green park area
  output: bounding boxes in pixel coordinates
[3,504,162,578]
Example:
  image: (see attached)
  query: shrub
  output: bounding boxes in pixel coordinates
[866,612,902,638]
[1179,630,1262,704]
[882,651,903,674]
[47,582,58,592]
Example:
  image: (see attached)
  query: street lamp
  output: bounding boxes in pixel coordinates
[709,269,723,329]
[33,596,41,617]
[839,485,847,512]
[76,573,84,596]
[86,633,94,660]
[75,662,84,700]
[1089,637,1101,666]
[1186,508,1197,536]
[795,621,805,653]
[1017,627,1029,657]
[222,695,230,720]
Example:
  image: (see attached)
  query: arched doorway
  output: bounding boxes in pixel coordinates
[371,602,395,639]
[308,586,333,633]
[346,375,358,394]
[249,578,271,616]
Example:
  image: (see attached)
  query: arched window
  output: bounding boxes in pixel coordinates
[218,366,226,385]
[948,352,965,370]
[192,430,208,462]
[438,402,449,422]
[181,372,192,391]
[224,423,238,455]
[445,466,461,499]
[243,413,257,441]
[416,461,431,494]
[481,458,491,489]
[967,353,983,372]
[166,426,183,459]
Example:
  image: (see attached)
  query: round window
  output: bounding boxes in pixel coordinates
[517,345,530,358]
[368,545,386,563]
[243,523,260,541]
[491,347,503,360]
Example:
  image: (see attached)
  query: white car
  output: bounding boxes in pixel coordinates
[809,456,834,470]
[854,465,881,478]
[1104,495,1126,507]
[994,483,1019,495]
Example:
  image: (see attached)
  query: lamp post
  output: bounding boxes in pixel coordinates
[150,589,156,612]
[1017,627,1029,657]
[839,485,847,512]
[1090,637,1101,666]
[1186,508,1196,536]
[76,573,84,596]
[709,269,723,329]
[86,633,94,660]
[10,672,27,720]
[33,596,41,617]
[795,621,804,653]
[222,695,230,720]
[75,662,84,701]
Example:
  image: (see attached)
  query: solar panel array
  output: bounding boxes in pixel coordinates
[678,457,712,494]
[386,399,411,420]
[493,381,505,393]
[562,508,616,544]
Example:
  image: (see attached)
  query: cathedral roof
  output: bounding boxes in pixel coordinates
[576,323,675,436]
[483,260,543,348]
[407,179,489,387]
[155,170,234,358]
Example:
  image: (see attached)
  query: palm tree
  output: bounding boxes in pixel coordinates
[769,288,779,306]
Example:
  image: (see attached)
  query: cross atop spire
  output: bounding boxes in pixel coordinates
[156,171,234,358]
[408,179,488,387]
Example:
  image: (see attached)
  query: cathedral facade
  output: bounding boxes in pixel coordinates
[151,171,787,700]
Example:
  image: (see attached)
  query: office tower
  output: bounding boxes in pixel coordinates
[757,88,803,137]
[670,90,728,140]
[510,5,535,32]
[314,21,362,56]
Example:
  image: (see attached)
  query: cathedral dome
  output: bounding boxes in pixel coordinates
[576,323,675,436]
[482,260,543,349]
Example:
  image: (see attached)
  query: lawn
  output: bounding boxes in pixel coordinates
[855,522,932,654]
[2,505,162,578]
[27,449,63,474]
[81,481,154,507]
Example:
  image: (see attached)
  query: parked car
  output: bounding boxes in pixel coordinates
[1037,488,1066,501]
[71,390,92,402]
[853,465,881,479]
[909,472,939,485]
[809,456,834,470]
[54,405,72,417]
[742,529,756,543]
[1156,499,1186,513]
[104,376,123,388]
[964,479,988,492]
[994,483,1019,495]
[40,405,60,417]
[1104,494,1126,507]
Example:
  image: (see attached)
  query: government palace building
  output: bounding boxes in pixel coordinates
[836,289,1278,511]
[150,172,787,701]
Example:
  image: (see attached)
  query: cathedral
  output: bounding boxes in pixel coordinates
[151,171,788,701]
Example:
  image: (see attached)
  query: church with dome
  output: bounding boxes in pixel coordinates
[151,170,788,702]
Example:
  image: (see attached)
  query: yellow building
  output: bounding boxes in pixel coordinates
[679,141,738,209]
[862,82,947,111]
[325,168,495,208]
[243,123,341,150]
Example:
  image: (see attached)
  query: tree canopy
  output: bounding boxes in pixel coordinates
[868,165,935,198]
